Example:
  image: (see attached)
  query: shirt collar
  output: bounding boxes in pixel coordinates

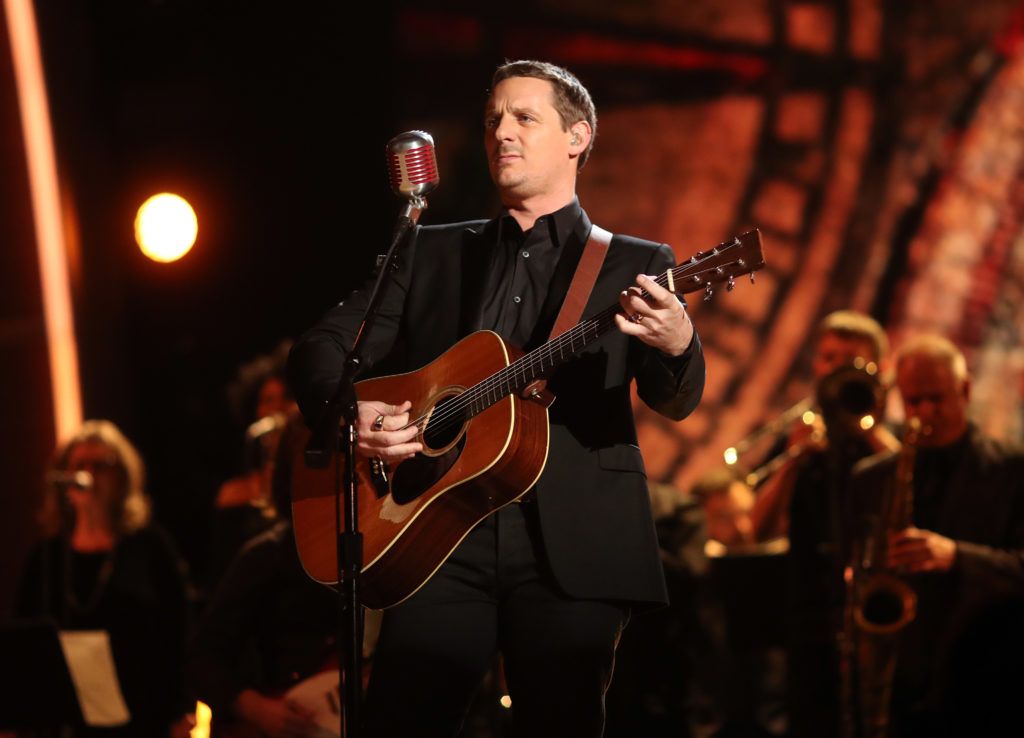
[497,196,582,249]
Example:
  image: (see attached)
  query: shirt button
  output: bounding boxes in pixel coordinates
[513,296,522,304]
[522,251,530,258]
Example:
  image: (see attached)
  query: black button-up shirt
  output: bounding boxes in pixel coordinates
[479,198,583,348]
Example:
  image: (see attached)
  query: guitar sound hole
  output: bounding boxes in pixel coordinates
[390,435,466,505]
[422,394,467,452]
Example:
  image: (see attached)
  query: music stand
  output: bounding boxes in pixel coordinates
[0,619,83,730]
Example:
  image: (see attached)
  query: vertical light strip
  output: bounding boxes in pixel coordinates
[4,0,82,441]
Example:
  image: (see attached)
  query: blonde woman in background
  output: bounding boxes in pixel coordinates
[15,420,191,737]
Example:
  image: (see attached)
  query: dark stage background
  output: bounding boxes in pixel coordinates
[3,0,1024,611]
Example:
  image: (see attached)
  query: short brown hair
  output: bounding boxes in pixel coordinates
[491,60,597,169]
[818,310,889,362]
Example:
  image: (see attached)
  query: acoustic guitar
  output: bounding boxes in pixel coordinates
[292,230,765,608]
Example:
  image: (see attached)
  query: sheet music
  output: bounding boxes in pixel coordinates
[58,630,131,727]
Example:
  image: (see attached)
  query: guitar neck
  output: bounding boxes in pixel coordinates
[453,230,765,420]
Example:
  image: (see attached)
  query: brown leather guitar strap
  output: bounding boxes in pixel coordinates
[524,224,613,400]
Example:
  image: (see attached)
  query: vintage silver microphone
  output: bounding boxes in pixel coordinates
[385,130,439,218]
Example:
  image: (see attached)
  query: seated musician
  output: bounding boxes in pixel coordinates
[188,413,355,738]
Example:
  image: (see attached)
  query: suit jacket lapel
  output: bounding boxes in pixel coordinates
[458,221,495,337]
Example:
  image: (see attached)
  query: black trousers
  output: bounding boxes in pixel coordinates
[362,500,629,738]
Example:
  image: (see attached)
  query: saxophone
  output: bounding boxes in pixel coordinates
[846,417,921,738]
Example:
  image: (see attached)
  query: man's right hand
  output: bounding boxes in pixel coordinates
[355,400,423,462]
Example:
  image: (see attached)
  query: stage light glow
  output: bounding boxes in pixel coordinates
[499,695,512,709]
[135,193,198,263]
[723,447,739,466]
[5,0,83,441]
[859,415,876,431]
[801,410,816,425]
[190,701,211,738]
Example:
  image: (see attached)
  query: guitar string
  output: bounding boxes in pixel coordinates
[405,256,749,438]
[403,256,747,438]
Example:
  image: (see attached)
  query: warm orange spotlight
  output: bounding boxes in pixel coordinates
[6,0,83,441]
[134,193,198,263]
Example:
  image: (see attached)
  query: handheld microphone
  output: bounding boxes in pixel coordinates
[386,131,439,204]
[46,470,94,490]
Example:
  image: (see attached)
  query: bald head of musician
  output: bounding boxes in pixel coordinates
[812,310,889,381]
[895,334,970,449]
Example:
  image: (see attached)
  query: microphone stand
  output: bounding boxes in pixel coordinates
[304,196,427,738]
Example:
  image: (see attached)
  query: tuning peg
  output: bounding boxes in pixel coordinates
[704,284,714,302]
[727,277,735,291]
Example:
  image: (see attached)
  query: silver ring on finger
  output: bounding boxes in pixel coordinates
[372,414,386,432]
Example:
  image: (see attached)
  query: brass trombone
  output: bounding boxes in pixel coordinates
[724,358,886,487]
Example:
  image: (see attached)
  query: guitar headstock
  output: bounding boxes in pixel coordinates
[671,229,766,300]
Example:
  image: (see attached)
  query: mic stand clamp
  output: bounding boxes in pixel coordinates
[303,196,426,738]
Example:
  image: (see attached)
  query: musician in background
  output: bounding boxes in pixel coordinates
[188,412,345,738]
[851,335,1024,737]
[15,420,191,737]
[605,481,703,738]
[694,470,787,738]
[288,59,704,736]
[209,345,298,588]
[751,310,898,540]
[748,310,898,738]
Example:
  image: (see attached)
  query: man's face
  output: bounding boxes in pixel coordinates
[896,355,969,447]
[812,332,878,382]
[484,76,578,204]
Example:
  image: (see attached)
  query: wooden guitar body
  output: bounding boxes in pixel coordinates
[291,330,550,609]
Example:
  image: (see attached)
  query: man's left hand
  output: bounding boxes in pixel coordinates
[615,274,694,356]
[888,527,957,573]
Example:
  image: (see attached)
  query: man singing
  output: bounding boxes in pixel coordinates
[288,60,705,737]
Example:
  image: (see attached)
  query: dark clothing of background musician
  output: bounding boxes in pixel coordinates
[187,521,338,721]
[851,423,1024,737]
[784,436,876,738]
[15,526,190,738]
[288,202,705,736]
[606,495,786,738]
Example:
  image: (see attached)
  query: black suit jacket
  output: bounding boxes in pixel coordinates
[288,207,705,606]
